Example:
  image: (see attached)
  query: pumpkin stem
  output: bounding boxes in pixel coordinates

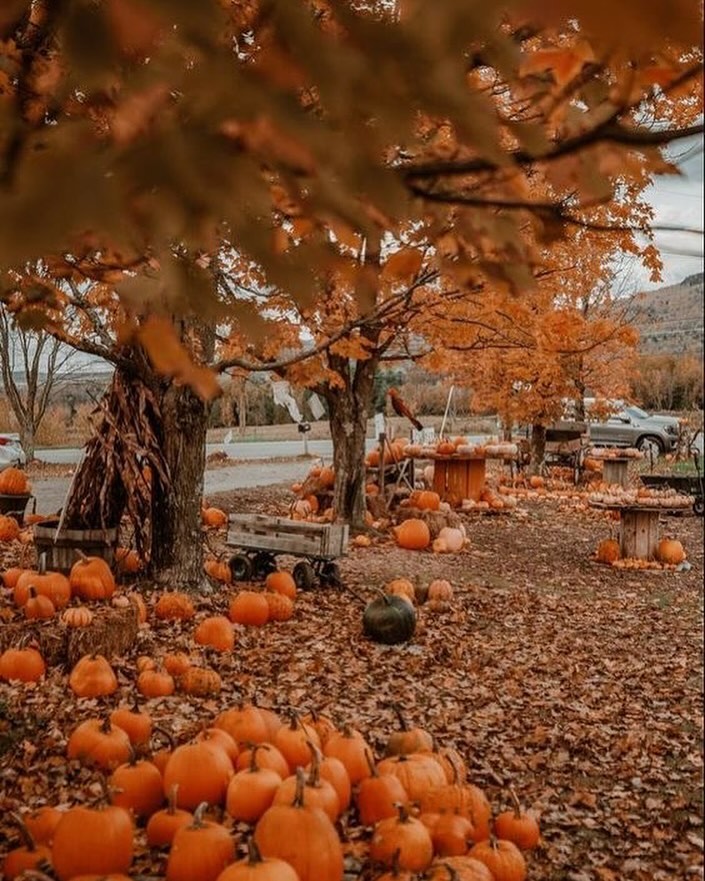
[508,786,523,817]
[166,784,179,814]
[305,739,321,786]
[10,812,37,851]
[101,714,113,734]
[37,552,47,576]
[287,709,300,731]
[74,549,88,563]
[248,744,264,773]
[292,767,306,808]
[394,802,411,823]
[364,749,378,778]
[191,802,210,828]
[245,836,264,866]
[391,702,409,731]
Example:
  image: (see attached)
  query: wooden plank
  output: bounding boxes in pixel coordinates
[445,460,469,506]
[231,514,330,534]
[228,532,323,555]
[620,510,660,560]
[466,459,486,501]
[432,460,448,496]
[603,460,629,487]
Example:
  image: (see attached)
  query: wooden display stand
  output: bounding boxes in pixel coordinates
[590,502,684,560]
[432,457,486,503]
[602,458,630,487]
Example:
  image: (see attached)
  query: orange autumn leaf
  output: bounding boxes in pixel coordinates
[137,317,220,401]
[381,248,423,282]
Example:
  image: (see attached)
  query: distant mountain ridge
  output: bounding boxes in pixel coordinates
[627,272,704,357]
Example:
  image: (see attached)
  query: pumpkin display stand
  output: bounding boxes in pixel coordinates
[395,506,463,538]
[0,602,139,667]
[33,521,119,573]
[589,494,693,561]
[0,492,33,520]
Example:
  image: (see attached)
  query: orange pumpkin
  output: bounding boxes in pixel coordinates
[596,538,620,564]
[265,571,297,601]
[69,654,118,697]
[155,592,195,620]
[0,515,21,542]
[205,557,232,584]
[194,615,235,652]
[394,519,431,551]
[0,646,45,682]
[264,592,294,622]
[202,506,228,528]
[0,466,30,494]
[229,591,270,626]
[656,538,685,565]
[69,553,116,601]
[416,491,441,511]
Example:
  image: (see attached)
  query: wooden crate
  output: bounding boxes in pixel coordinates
[227,514,348,559]
[33,521,118,572]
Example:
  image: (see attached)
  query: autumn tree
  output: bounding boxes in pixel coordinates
[0,304,78,459]
[0,1,702,569]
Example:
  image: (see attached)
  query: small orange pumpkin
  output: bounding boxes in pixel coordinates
[656,538,685,565]
[394,519,431,551]
[194,616,235,652]
[202,506,228,528]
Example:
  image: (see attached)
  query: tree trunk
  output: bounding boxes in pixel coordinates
[325,356,377,526]
[149,381,210,589]
[18,421,35,462]
[529,423,547,475]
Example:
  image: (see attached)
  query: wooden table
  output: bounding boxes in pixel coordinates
[589,502,682,560]
[432,456,487,504]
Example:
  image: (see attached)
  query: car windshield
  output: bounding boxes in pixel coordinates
[625,406,649,420]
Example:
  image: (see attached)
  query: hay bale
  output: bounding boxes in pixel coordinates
[0,603,139,668]
[396,507,463,538]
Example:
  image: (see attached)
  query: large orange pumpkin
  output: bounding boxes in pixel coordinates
[656,538,685,565]
[0,467,30,495]
[394,519,431,551]
[265,571,297,600]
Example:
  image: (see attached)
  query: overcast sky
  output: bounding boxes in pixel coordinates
[629,134,704,289]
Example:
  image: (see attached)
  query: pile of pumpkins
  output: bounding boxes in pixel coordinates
[1,701,541,881]
[589,486,694,510]
[402,438,518,461]
[362,577,457,646]
[1,551,120,623]
[595,537,686,570]
[394,516,467,554]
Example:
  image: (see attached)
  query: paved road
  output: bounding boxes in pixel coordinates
[30,460,311,515]
[34,439,354,464]
[29,435,493,514]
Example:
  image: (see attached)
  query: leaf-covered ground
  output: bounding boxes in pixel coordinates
[1,484,702,881]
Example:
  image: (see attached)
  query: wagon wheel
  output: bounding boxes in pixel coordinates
[252,552,277,579]
[229,554,253,582]
[293,560,316,591]
[694,498,704,517]
[319,561,343,589]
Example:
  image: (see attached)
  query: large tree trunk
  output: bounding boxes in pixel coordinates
[324,355,377,526]
[149,381,210,589]
[529,422,547,475]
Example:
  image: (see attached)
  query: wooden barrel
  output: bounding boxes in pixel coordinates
[0,492,31,518]
[33,520,119,573]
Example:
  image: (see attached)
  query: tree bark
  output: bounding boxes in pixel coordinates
[18,421,35,462]
[529,422,547,475]
[149,380,210,589]
[324,354,378,526]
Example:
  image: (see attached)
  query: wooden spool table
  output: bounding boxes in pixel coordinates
[589,500,690,560]
[408,449,517,507]
[601,458,631,487]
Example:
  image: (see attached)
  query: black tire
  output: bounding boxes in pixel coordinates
[320,561,342,588]
[229,554,252,582]
[293,560,316,591]
[636,435,664,456]
[252,552,277,579]
[694,499,704,516]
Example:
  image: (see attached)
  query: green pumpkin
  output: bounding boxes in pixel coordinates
[363,593,416,645]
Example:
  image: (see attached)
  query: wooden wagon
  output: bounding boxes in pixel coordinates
[226,514,349,589]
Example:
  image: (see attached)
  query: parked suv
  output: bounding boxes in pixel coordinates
[0,434,27,468]
[587,404,680,456]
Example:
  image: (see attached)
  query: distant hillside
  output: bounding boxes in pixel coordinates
[627,272,704,357]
